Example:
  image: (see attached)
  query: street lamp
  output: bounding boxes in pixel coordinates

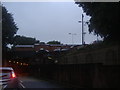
[68,33,77,45]
[78,14,89,45]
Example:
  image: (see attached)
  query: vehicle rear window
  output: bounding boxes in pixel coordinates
[1,70,12,73]
[0,70,12,79]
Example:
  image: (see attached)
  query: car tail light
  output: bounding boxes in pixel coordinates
[11,72,16,78]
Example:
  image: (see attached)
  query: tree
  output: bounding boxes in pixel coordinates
[75,2,119,42]
[2,5,18,51]
[39,42,45,45]
[2,5,18,63]
[47,40,61,44]
[13,35,39,45]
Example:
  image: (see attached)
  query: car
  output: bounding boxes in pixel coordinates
[0,67,20,89]
[54,48,61,52]
[61,48,69,51]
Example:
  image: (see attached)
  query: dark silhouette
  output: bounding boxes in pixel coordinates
[47,40,61,44]
[13,35,40,45]
[2,5,18,51]
[75,2,119,42]
[2,5,18,64]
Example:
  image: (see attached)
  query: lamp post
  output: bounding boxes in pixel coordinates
[82,14,84,45]
[68,33,77,45]
[78,14,88,45]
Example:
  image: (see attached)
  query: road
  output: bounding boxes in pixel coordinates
[18,77,70,88]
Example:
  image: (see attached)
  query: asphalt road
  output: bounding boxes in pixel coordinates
[18,77,70,88]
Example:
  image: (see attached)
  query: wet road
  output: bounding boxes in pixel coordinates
[18,77,70,88]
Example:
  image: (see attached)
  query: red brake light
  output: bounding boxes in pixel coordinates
[11,72,16,78]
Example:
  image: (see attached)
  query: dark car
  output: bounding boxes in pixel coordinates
[0,67,20,89]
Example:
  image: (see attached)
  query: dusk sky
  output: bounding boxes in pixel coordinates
[3,1,101,45]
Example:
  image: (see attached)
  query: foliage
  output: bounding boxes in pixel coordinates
[2,5,18,50]
[75,2,119,42]
[13,35,39,45]
[47,40,61,44]
[39,42,45,44]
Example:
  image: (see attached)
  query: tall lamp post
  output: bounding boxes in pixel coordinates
[82,14,84,45]
[68,33,77,45]
[78,14,88,45]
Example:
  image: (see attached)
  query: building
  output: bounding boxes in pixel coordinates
[34,44,71,52]
[13,45,34,51]
[12,45,36,64]
[11,44,73,65]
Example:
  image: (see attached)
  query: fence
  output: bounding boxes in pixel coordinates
[29,64,120,88]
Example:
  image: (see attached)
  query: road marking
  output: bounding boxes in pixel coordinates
[2,85,7,90]
[19,83,25,88]
[20,80,23,83]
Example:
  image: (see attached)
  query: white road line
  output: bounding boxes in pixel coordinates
[19,83,25,88]
[2,85,7,90]
[20,80,23,83]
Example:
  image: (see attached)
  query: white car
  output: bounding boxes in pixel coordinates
[0,67,20,89]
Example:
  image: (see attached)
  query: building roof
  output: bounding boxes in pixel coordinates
[34,44,72,47]
[15,45,34,48]
[0,67,13,70]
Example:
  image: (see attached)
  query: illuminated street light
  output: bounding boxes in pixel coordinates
[55,60,58,63]
[21,63,22,65]
[48,57,52,60]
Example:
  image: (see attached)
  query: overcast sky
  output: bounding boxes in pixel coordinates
[3,2,100,45]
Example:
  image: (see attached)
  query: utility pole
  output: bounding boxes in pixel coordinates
[79,14,87,45]
[82,14,84,45]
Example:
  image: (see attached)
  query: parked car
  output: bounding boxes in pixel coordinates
[0,67,20,89]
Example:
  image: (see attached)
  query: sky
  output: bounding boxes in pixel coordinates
[3,1,101,45]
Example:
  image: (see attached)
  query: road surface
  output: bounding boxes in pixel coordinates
[18,77,70,88]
